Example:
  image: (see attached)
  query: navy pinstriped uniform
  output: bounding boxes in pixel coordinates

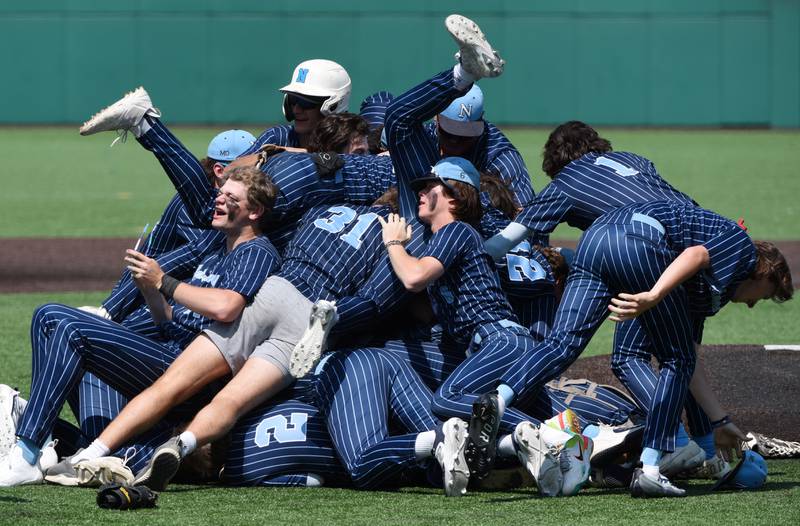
[384,80,552,433]
[312,348,438,489]
[499,201,756,452]
[510,150,713,437]
[276,204,426,334]
[384,68,535,208]
[221,390,347,487]
[101,116,227,320]
[240,124,299,157]
[16,237,279,447]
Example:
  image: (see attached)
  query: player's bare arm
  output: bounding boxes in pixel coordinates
[378,213,444,292]
[608,245,710,322]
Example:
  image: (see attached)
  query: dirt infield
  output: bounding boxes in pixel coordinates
[2,237,798,441]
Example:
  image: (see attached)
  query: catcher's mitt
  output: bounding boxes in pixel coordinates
[743,432,800,459]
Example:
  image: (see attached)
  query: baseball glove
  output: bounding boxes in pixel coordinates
[97,483,158,510]
[743,432,800,459]
[255,144,287,170]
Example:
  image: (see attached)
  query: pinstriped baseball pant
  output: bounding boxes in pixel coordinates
[500,218,697,452]
[313,348,438,489]
[17,303,214,447]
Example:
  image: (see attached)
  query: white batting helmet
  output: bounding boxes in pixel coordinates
[280,59,352,121]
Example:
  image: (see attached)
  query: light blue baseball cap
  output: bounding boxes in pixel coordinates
[206,129,257,162]
[712,450,768,491]
[410,156,481,193]
[437,84,485,137]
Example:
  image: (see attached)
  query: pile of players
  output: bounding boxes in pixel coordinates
[0,14,791,499]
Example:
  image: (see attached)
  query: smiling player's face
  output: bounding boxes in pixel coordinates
[212,179,253,232]
[417,182,453,224]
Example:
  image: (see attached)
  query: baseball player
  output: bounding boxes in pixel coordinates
[84,128,256,322]
[488,200,793,497]
[113,197,436,491]
[383,37,534,212]
[359,91,394,154]
[0,167,280,487]
[480,120,725,468]
[240,59,352,153]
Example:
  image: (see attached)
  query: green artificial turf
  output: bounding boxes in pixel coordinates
[2,127,799,239]
[0,460,798,525]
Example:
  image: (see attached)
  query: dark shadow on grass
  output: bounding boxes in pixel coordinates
[158,484,222,494]
[0,495,31,503]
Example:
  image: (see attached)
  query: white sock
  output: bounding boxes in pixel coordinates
[496,434,516,458]
[642,464,661,478]
[132,115,152,138]
[178,431,197,457]
[453,64,476,91]
[306,473,324,487]
[496,396,507,418]
[414,430,437,460]
[72,439,110,463]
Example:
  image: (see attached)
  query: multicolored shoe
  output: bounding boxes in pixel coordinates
[513,421,562,497]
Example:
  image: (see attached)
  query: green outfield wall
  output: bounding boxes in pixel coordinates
[1,1,798,127]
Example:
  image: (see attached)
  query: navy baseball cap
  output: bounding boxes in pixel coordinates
[207,129,257,162]
[712,450,768,491]
[410,156,481,193]
[359,91,394,130]
[437,84,485,137]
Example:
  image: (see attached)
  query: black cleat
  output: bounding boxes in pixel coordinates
[464,392,500,480]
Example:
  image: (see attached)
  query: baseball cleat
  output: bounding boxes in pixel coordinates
[590,422,645,468]
[79,86,160,137]
[45,451,134,487]
[434,418,470,497]
[78,305,112,320]
[445,14,505,79]
[133,436,182,491]
[559,433,593,496]
[544,408,582,435]
[512,421,562,497]
[0,384,28,460]
[630,468,686,498]
[676,452,731,480]
[589,462,636,488]
[0,441,56,487]
[659,440,705,478]
[289,300,338,378]
[464,392,500,480]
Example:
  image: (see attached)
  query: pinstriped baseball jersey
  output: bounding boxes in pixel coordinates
[240,124,299,157]
[17,236,277,447]
[514,151,695,234]
[421,222,516,346]
[385,68,535,208]
[498,201,757,452]
[594,201,756,315]
[162,237,280,348]
[103,230,224,322]
[223,396,347,487]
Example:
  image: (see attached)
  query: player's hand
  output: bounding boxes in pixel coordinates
[608,291,660,322]
[715,421,747,462]
[125,249,164,290]
[255,144,288,169]
[377,213,412,246]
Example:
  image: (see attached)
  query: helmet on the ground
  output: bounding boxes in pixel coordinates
[712,450,768,491]
[280,59,351,121]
